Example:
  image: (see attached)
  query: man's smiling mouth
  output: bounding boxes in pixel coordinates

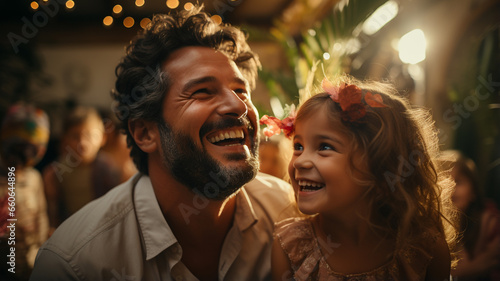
[207,129,245,146]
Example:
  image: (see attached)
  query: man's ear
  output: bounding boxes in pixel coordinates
[128,119,158,153]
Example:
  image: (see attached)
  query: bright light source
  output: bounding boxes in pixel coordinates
[103,16,113,26]
[408,64,424,81]
[123,17,135,28]
[211,15,222,25]
[184,2,194,10]
[113,4,122,14]
[323,52,330,60]
[66,0,75,10]
[398,29,426,64]
[362,1,398,35]
[166,0,179,9]
[30,1,39,10]
[140,18,151,29]
[345,38,361,54]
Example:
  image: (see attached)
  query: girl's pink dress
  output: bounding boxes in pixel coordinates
[274,217,435,281]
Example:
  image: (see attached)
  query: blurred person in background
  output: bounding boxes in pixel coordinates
[444,150,500,280]
[42,106,120,232]
[258,134,292,182]
[0,103,50,280]
[100,110,137,183]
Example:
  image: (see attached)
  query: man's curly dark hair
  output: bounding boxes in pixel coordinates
[112,5,260,175]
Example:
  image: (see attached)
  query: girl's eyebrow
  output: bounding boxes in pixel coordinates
[316,134,344,145]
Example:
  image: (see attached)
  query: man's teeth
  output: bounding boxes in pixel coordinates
[208,129,244,144]
[298,180,325,191]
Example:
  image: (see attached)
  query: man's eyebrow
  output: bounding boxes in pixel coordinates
[232,77,248,86]
[182,76,217,92]
[182,76,249,92]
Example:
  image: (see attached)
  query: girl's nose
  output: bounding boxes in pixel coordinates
[292,154,314,170]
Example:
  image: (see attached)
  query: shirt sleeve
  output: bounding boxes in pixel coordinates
[30,249,81,281]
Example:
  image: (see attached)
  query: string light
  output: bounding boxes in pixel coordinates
[103,16,113,27]
[65,0,75,10]
[166,0,179,9]
[211,15,222,25]
[135,0,145,7]
[113,4,122,14]
[123,16,135,28]
[140,18,151,29]
[30,1,39,10]
[184,2,194,10]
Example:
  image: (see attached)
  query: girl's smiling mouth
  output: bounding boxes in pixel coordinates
[298,180,325,192]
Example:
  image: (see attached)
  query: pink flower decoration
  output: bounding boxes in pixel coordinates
[321,78,345,101]
[259,115,282,137]
[365,92,388,108]
[321,78,388,124]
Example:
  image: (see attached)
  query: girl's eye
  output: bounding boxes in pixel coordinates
[293,142,303,151]
[319,143,334,151]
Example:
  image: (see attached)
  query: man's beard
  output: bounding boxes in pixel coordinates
[157,118,259,200]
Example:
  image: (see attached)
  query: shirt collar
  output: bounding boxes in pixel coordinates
[234,187,258,231]
[134,176,259,260]
[134,175,178,260]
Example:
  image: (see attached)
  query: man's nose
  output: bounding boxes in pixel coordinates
[217,89,248,119]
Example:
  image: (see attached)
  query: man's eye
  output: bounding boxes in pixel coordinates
[193,88,210,95]
[233,88,249,98]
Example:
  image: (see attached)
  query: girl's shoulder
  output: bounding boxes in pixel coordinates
[274,216,315,246]
[274,217,317,267]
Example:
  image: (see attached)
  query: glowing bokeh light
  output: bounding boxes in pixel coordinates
[113,4,123,14]
[184,2,194,10]
[30,1,39,10]
[103,16,113,26]
[362,1,398,35]
[166,0,179,9]
[123,16,135,28]
[211,15,222,25]
[398,29,427,64]
[66,0,75,9]
[140,18,151,29]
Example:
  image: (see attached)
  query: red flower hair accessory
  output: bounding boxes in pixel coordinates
[321,78,388,123]
[259,105,296,138]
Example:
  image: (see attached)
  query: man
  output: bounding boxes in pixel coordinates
[30,5,296,281]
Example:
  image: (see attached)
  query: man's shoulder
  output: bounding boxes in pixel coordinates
[245,172,293,196]
[40,174,141,259]
[243,173,297,218]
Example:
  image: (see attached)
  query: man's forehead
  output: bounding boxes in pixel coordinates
[163,46,230,68]
[162,46,248,84]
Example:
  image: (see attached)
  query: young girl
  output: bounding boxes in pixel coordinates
[266,76,458,280]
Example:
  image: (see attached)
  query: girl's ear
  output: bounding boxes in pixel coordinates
[128,119,158,153]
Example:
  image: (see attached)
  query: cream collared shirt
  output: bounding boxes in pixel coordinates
[30,172,296,281]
